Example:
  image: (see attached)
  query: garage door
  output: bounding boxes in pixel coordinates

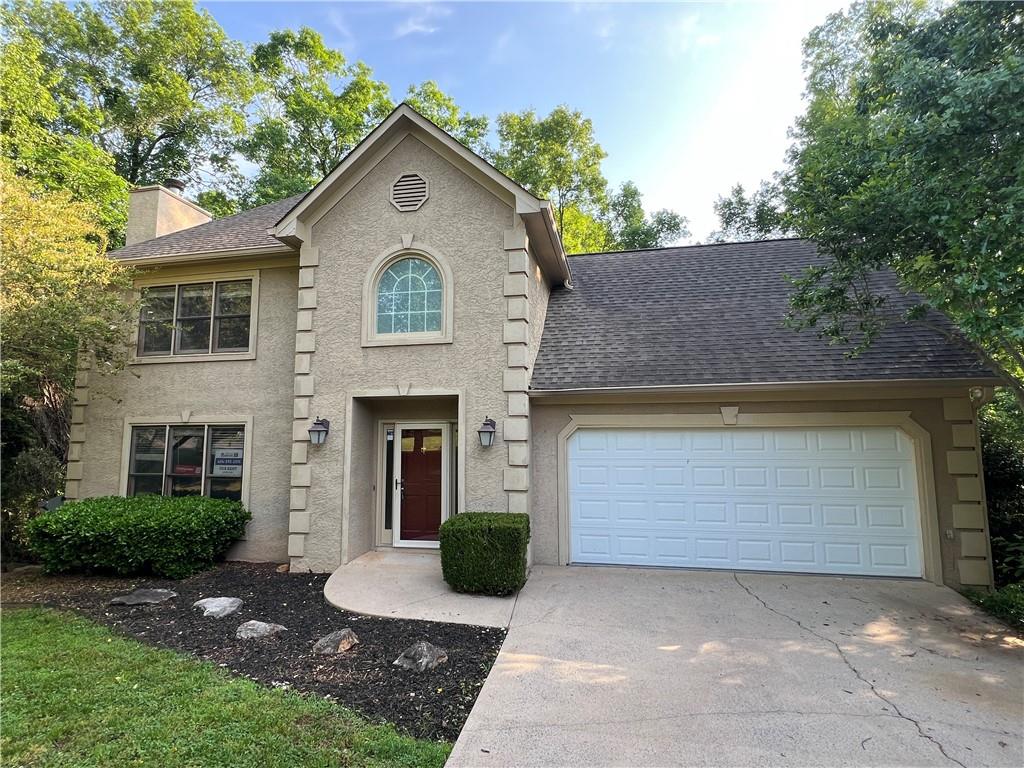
[569,427,922,577]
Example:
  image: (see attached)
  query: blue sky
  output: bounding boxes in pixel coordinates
[200,1,848,241]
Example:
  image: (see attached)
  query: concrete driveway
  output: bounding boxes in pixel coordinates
[448,566,1023,768]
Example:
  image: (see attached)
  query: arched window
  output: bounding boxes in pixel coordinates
[375,257,443,335]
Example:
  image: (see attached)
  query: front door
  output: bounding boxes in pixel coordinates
[393,423,449,547]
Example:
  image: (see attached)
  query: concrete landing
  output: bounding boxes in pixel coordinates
[323,549,515,628]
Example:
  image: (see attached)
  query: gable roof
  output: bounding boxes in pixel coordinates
[272,103,570,284]
[530,238,997,391]
[109,194,302,263]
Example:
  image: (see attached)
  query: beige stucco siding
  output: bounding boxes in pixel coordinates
[70,264,298,562]
[295,134,521,571]
[530,393,989,589]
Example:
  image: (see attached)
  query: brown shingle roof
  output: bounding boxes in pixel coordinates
[109,194,303,261]
[531,238,996,390]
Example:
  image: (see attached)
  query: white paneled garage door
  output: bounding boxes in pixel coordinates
[569,427,923,577]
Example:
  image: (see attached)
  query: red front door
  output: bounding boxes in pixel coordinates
[397,427,444,542]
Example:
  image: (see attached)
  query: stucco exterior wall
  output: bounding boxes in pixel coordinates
[291,134,523,571]
[68,263,298,562]
[529,393,992,590]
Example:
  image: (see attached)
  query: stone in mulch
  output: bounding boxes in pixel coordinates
[236,620,287,639]
[110,588,177,606]
[2,563,504,742]
[393,640,448,672]
[313,628,359,655]
[193,597,243,618]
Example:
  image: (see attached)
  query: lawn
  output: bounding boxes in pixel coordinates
[1,608,451,768]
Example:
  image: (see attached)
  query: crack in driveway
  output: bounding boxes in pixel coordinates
[732,573,967,768]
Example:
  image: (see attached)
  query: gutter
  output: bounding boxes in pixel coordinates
[528,377,1004,397]
[113,244,297,266]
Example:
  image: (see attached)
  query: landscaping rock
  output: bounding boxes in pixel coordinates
[276,563,290,573]
[193,597,243,618]
[313,628,359,655]
[110,588,177,606]
[393,641,448,672]
[235,620,287,639]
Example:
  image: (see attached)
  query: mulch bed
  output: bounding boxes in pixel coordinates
[2,563,506,742]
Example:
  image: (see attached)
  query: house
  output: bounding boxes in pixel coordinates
[67,104,1000,590]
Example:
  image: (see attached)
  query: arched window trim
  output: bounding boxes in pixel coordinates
[362,242,454,347]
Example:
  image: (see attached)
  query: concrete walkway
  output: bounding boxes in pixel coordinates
[323,549,514,627]
[447,566,1023,768]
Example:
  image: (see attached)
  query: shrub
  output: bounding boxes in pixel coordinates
[439,513,529,596]
[27,496,250,579]
[980,390,1024,587]
[968,583,1024,631]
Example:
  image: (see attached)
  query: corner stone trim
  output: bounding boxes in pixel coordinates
[503,227,531,516]
[289,244,320,562]
[943,396,992,587]
[64,353,92,499]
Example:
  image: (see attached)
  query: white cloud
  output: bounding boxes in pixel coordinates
[393,3,451,38]
[326,8,357,54]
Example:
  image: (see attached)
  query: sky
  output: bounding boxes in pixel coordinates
[200,0,849,242]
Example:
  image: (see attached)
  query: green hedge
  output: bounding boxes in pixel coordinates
[439,512,529,596]
[26,496,250,579]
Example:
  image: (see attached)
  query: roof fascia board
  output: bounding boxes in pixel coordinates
[113,244,296,266]
[528,377,1003,398]
[273,105,543,236]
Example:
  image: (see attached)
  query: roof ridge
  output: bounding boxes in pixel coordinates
[568,236,808,258]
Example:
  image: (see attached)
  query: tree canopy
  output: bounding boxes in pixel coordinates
[709,0,1023,403]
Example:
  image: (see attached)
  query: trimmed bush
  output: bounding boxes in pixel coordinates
[439,512,529,596]
[26,496,250,579]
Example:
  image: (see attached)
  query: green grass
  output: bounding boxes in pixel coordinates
[968,583,1024,631]
[0,608,451,768]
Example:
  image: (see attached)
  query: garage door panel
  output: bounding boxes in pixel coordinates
[569,427,923,577]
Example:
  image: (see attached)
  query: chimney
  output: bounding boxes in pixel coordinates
[125,179,212,245]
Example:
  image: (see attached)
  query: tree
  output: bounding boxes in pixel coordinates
[607,181,688,250]
[405,81,489,153]
[0,27,129,237]
[1,161,137,552]
[708,181,788,243]
[492,106,609,252]
[779,1,1024,404]
[239,27,392,206]
[7,0,253,190]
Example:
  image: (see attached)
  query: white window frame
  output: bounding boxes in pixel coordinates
[119,415,254,510]
[131,270,260,364]
[362,244,454,347]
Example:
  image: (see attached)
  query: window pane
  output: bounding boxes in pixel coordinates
[168,426,205,480]
[138,321,172,356]
[213,316,250,352]
[207,426,244,479]
[168,476,202,497]
[128,475,162,496]
[140,286,175,322]
[176,283,213,318]
[130,426,166,475]
[175,319,212,353]
[215,280,251,316]
[208,478,242,501]
[376,257,443,335]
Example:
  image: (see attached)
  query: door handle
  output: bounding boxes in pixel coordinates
[396,477,405,498]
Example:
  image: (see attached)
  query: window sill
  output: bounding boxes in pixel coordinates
[130,351,256,365]
[362,334,452,348]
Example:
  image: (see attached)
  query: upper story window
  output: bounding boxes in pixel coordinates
[376,257,443,335]
[362,246,453,347]
[137,277,254,358]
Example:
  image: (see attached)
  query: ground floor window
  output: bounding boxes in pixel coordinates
[128,424,245,501]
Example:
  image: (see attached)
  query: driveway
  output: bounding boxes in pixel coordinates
[447,566,1023,767]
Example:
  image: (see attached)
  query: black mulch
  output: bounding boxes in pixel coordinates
[2,563,506,742]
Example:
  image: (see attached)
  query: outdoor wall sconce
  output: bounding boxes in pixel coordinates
[477,417,496,448]
[308,417,330,445]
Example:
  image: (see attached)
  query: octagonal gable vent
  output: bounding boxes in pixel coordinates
[390,173,429,212]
